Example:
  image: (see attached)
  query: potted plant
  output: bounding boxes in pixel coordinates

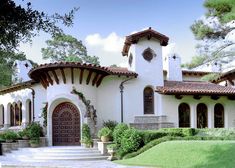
[98,127,112,142]
[27,122,42,147]
[3,131,18,143]
[29,138,40,148]
[107,143,117,161]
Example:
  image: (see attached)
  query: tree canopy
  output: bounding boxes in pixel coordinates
[184,0,235,69]
[41,34,100,65]
[0,0,78,50]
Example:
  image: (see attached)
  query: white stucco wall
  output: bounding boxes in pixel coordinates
[161,95,235,128]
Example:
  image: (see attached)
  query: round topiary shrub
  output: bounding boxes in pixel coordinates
[113,123,128,146]
[120,128,142,154]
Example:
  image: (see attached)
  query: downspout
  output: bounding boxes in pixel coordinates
[119,77,135,123]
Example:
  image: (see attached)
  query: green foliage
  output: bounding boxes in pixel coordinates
[81,123,92,146]
[41,33,100,65]
[18,129,29,139]
[191,20,214,40]
[29,139,40,144]
[2,131,18,141]
[103,120,118,131]
[107,143,118,150]
[26,122,43,140]
[160,128,196,137]
[0,0,78,50]
[98,127,112,138]
[120,128,142,155]
[196,128,235,137]
[204,0,235,23]
[123,136,177,159]
[117,141,235,168]
[181,55,208,69]
[201,73,221,81]
[113,123,129,146]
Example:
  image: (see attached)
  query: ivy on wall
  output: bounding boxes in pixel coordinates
[71,87,90,107]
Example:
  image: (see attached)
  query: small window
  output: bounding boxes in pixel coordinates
[144,87,154,114]
[128,53,133,67]
[142,47,156,62]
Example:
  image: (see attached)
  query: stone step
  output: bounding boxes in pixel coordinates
[2,146,108,162]
[134,115,168,123]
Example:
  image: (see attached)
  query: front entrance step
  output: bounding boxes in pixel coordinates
[130,122,174,130]
[131,115,174,130]
[2,146,108,162]
[134,115,168,123]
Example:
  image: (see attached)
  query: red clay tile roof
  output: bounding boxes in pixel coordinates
[212,69,235,83]
[156,80,235,96]
[122,27,169,56]
[29,62,138,82]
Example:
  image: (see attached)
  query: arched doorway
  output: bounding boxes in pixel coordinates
[178,103,190,127]
[197,103,208,128]
[52,102,80,146]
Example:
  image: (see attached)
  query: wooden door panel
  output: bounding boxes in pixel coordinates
[52,102,80,146]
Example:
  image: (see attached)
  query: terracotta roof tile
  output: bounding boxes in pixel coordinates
[122,27,169,56]
[156,81,235,96]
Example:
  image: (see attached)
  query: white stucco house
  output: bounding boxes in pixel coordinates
[1,28,235,146]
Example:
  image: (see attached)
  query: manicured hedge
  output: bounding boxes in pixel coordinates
[160,128,196,137]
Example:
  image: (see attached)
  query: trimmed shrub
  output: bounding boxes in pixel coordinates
[3,131,18,141]
[120,128,142,154]
[123,136,180,159]
[139,131,168,144]
[195,128,235,137]
[26,122,42,140]
[81,124,92,146]
[103,120,118,131]
[113,123,128,146]
[160,128,196,136]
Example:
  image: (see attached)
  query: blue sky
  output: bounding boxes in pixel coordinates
[16,0,205,66]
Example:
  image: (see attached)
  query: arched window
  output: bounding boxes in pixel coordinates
[144,87,154,114]
[197,103,208,128]
[10,104,14,126]
[178,103,190,127]
[15,103,20,126]
[214,103,224,128]
[27,100,32,124]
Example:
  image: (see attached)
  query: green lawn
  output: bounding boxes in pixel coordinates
[115,140,235,168]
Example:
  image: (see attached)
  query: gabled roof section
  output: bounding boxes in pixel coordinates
[122,27,169,56]
[156,80,235,96]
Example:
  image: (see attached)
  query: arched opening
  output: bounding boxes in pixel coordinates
[143,87,154,114]
[214,103,224,128]
[178,103,190,127]
[197,103,208,128]
[0,105,4,127]
[52,102,80,146]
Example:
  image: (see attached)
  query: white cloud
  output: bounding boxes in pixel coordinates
[85,32,127,66]
[85,32,124,52]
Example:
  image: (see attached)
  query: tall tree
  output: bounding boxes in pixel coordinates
[0,50,29,87]
[41,34,100,65]
[0,0,78,50]
[184,0,235,69]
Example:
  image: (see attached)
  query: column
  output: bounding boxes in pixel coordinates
[208,104,213,128]
[190,104,196,128]
[21,100,28,128]
[4,104,10,129]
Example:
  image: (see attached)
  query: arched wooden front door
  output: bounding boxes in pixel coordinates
[52,102,80,146]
